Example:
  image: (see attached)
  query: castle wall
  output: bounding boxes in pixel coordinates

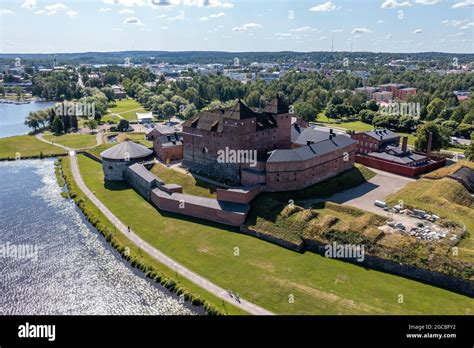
[265,144,357,192]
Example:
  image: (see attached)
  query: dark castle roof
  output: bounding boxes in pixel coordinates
[267,134,355,163]
[449,166,474,192]
[100,141,153,161]
[364,129,399,141]
[182,97,288,132]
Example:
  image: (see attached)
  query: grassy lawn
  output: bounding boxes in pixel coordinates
[317,115,418,145]
[76,154,473,315]
[386,177,474,265]
[106,99,146,122]
[150,163,218,198]
[0,135,65,159]
[44,133,97,149]
[60,157,246,315]
[116,133,152,148]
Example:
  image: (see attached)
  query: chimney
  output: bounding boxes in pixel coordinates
[426,131,433,158]
[401,136,408,153]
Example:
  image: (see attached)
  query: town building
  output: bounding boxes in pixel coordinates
[147,123,184,163]
[351,130,445,177]
[136,112,153,124]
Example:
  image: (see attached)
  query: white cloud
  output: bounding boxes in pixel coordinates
[413,28,423,33]
[99,7,112,12]
[112,28,124,31]
[157,14,167,18]
[103,0,233,8]
[309,1,336,12]
[66,10,79,18]
[386,34,392,39]
[233,22,262,31]
[168,10,184,20]
[161,26,169,29]
[319,36,328,40]
[377,20,384,23]
[34,9,44,14]
[381,0,412,8]
[209,12,225,18]
[119,9,135,14]
[331,28,343,32]
[291,26,316,32]
[45,3,68,15]
[21,0,37,9]
[452,0,474,8]
[415,0,440,4]
[0,9,15,16]
[351,27,372,34]
[441,19,469,27]
[459,22,474,29]
[123,16,143,25]
[275,32,292,37]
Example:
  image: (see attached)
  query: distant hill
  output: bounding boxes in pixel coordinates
[1,50,473,66]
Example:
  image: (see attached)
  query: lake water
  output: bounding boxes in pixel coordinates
[0,101,55,138]
[0,159,198,315]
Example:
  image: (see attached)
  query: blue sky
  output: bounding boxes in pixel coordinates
[0,0,473,53]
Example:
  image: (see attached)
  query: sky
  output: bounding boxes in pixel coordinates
[0,0,473,54]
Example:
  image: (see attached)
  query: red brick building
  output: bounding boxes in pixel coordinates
[147,123,184,163]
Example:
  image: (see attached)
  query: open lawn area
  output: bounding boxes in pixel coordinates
[106,99,146,122]
[150,163,218,198]
[76,154,473,315]
[0,135,65,159]
[44,133,97,149]
[116,132,152,148]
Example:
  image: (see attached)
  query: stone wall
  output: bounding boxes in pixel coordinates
[124,164,161,200]
[102,159,130,181]
[150,188,249,227]
[216,186,261,204]
[265,145,357,192]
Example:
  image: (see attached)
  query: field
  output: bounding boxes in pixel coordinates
[0,135,65,159]
[115,132,152,148]
[106,99,146,122]
[75,154,474,315]
[60,157,246,315]
[150,163,218,198]
[386,176,474,265]
[43,133,97,149]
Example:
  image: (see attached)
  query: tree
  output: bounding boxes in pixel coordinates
[0,86,5,97]
[101,87,115,102]
[87,119,98,132]
[51,116,64,134]
[464,134,474,161]
[182,103,197,119]
[162,101,177,120]
[426,98,446,121]
[293,101,317,122]
[366,99,379,112]
[414,122,446,153]
[358,110,377,124]
[117,119,130,132]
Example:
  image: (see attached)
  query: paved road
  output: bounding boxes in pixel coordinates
[67,152,272,315]
[302,168,421,229]
[36,131,103,151]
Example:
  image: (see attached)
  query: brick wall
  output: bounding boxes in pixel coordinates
[265,144,357,192]
[150,189,248,226]
[355,154,446,177]
[216,186,261,204]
